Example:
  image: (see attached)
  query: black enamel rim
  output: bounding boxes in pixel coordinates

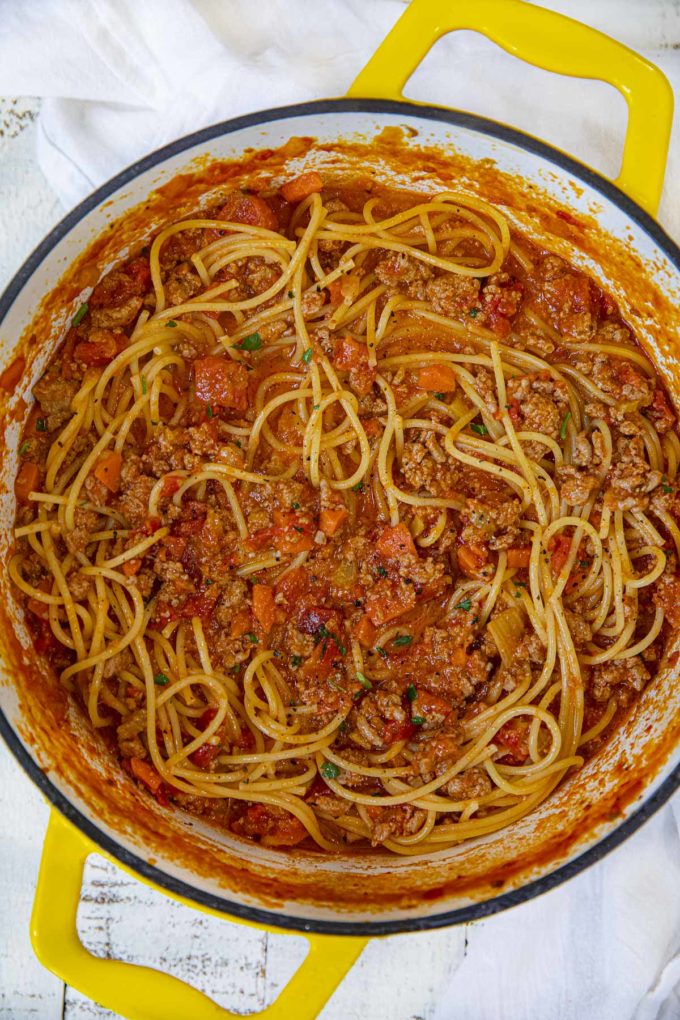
[2,97,680,938]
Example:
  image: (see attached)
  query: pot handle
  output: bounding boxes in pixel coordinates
[31,811,368,1020]
[348,0,673,217]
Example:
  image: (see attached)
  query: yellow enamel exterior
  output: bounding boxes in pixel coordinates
[348,0,673,217]
[32,811,368,1019]
[29,1,674,1017]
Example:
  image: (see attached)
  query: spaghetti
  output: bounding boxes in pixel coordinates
[11,172,680,853]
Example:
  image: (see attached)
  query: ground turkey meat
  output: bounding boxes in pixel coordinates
[605,435,662,511]
[506,372,569,438]
[374,252,433,300]
[364,803,428,845]
[350,680,409,750]
[400,431,462,496]
[570,349,654,407]
[164,262,203,306]
[439,765,492,801]
[556,465,601,506]
[33,368,78,430]
[115,454,155,527]
[590,656,650,706]
[459,496,522,550]
[424,273,480,317]
[533,255,596,340]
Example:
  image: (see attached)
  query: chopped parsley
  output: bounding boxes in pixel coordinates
[293,525,304,533]
[375,645,388,659]
[579,559,591,568]
[411,715,426,726]
[166,320,177,328]
[352,481,364,492]
[302,347,313,364]
[456,598,472,611]
[662,476,674,494]
[470,422,489,436]
[245,632,259,644]
[72,302,88,327]
[287,290,294,299]
[141,376,148,395]
[560,410,572,441]
[318,623,346,655]
[469,308,479,318]
[434,392,446,401]
[206,404,214,419]
[36,418,47,432]
[376,565,388,578]
[18,440,30,456]
[407,683,417,702]
[234,332,262,351]
[204,578,215,585]
[320,761,341,780]
[394,634,412,647]
[153,673,170,686]
[291,501,301,509]
[290,654,302,667]
[356,671,372,690]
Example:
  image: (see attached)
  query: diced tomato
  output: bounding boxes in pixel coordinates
[353,614,377,648]
[27,597,49,621]
[159,588,219,623]
[14,461,40,502]
[376,523,417,560]
[506,398,522,426]
[171,500,207,536]
[30,617,59,655]
[162,535,187,560]
[280,171,323,204]
[319,507,348,537]
[230,607,252,637]
[240,804,307,846]
[0,355,25,392]
[252,584,276,633]
[93,451,123,493]
[124,257,152,293]
[331,336,375,397]
[457,543,488,578]
[383,719,416,745]
[496,720,530,765]
[506,546,531,569]
[74,330,123,366]
[549,533,573,575]
[198,707,218,728]
[416,363,457,392]
[275,566,310,605]
[130,757,163,795]
[216,192,279,231]
[482,276,523,336]
[365,579,416,626]
[648,387,676,434]
[190,742,221,768]
[122,557,141,577]
[327,279,344,307]
[233,726,256,751]
[247,511,315,555]
[161,475,182,498]
[297,605,336,635]
[194,356,248,411]
[412,688,453,719]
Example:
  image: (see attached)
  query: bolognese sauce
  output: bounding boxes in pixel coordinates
[10,171,680,852]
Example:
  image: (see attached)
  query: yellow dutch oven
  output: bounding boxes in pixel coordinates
[0,1,678,1018]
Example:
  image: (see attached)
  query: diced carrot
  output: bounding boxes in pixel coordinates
[0,355,25,392]
[74,331,119,366]
[130,757,163,794]
[123,557,141,577]
[27,597,50,620]
[416,363,457,392]
[280,171,323,204]
[319,507,349,537]
[332,336,368,371]
[93,451,123,493]
[161,475,182,498]
[412,688,453,718]
[451,645,467,666]
[327,279,344,307]
[14,461,40,502]
[275,566,310,605]
[506,546,531,569]
[230,607,252,638]
[365,579,416,626]
[458,543,489,578]
[353,614,377,648]
[252,584,276,634]
[194,356,249,410]
[376,523,417,559]
[549,534,573,574]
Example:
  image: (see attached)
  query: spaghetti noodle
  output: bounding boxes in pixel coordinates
[11,172,680,853]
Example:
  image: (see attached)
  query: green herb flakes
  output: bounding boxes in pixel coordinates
[166,320,177,328]
[470,422,488,436]
[245,632,259,644]
[290,654,302,667]
[407,683,417,702]
[302,348,313,364]
[72,303,88,327]
[18,440,30,456]
[320,761,341,780]
[153,673,170,686]
[351,481,364,492]
[356,671,372,690]
[560,410,572,441]
[36,418,47,432]
[375,646,388,659]
[206,404,214,419]
[457,598,472,611]
[412,715,426,726]
[376,565,388,578]
[234,332,262,352]
[394,634,412,647]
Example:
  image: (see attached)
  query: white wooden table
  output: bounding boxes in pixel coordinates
[1,4,680,1013]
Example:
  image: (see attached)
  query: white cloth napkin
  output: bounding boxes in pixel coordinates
[0,1,679,1017]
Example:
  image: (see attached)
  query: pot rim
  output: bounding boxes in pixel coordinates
[2,96,680,937]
